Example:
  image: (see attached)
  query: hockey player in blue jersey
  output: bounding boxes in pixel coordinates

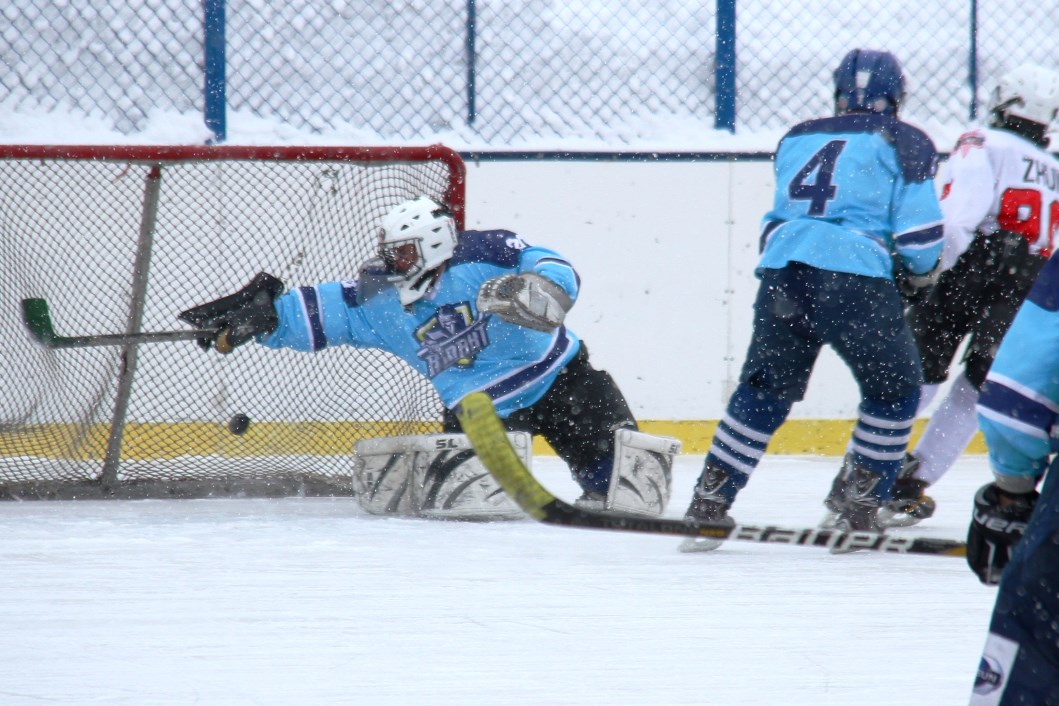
[178,196,676,516]
[681,49,944,550]
[966,251,1059,705]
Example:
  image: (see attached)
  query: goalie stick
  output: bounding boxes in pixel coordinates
[21,298,216,349]
[455,392,967,557]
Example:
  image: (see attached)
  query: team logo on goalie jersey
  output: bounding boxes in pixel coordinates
[415,303,489,377]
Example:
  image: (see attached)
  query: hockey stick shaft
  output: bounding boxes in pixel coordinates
[455,392,967,557]
[21,298,215,349]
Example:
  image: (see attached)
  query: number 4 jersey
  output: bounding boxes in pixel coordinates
[756,113,944,280]
[937,127,1059,271]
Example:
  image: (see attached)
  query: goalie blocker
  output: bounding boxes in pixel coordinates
[352,428,679,520]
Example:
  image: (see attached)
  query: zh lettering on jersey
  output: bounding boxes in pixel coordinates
[1022,157,1059,190]
[944,129,1059,257]
[414,303,489,377]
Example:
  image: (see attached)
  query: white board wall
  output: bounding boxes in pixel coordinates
[464,159,872,422]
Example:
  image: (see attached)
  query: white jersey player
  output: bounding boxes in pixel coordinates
[878,64,1059,527]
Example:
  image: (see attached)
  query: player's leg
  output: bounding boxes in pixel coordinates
[505,342,678,514]
[510,343,633,496]
[822,271,921,532]
[905,269,971,397]
[969,465,1059,705]
[951,234,1046,463]
[893,243,1047,527]
[878,372,977,527]
[685,265,813,527]
[913,369,983,486]
[906,233,1027,455]
[885,250,984,526]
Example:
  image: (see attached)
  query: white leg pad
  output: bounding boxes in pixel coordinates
[605,429,681,516]
[353,433,531,520]
[352,436,417,516]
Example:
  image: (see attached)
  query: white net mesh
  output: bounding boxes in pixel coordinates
[0,145,464,498]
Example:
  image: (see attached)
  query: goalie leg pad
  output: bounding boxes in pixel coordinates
[605,429,681,516]
[353,433,530,520]
[352,436,417,516]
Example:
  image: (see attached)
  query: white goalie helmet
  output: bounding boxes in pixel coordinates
[989,64,1059,128]
[377,196,458,305]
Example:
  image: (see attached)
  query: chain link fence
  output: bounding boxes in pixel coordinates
[737,0,970,132]
[2,1,1056,148]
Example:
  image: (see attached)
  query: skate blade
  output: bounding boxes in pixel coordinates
[876,508,923,529]
[678,536,723,553]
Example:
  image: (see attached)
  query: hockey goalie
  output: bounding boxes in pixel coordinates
[178,196,680,520]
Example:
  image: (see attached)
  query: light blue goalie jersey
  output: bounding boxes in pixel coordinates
[757,113,944,279]
[976,253,1059,485]
[258,230,582,418]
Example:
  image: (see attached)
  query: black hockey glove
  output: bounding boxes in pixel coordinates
[178,272,284,353]
[894,262,940,307]
[966,483,1038,585]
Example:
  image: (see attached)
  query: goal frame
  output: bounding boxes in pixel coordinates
[0,143,466,499]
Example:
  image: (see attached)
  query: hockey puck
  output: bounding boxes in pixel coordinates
[228,413,251,436]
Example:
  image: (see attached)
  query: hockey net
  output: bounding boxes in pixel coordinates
[0,144,464,499]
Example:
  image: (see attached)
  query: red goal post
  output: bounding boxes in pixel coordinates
[0,144,465,499]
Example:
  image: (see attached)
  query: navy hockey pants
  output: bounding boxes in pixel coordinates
[741,262,922,403]
[716,263,922,486]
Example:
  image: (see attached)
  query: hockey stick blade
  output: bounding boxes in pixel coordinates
[455,392,967,558]
[21,298,216,349]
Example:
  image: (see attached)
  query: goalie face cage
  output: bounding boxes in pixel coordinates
[0,144,465,499]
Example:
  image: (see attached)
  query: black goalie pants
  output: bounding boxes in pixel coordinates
[444,342,637,475]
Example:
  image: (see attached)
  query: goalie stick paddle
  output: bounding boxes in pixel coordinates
[455,392,967,558]
[21,298,216,349]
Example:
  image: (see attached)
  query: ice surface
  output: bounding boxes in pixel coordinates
[0,454,995,705]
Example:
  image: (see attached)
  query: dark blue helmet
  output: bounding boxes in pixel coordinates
[833,49,905,116]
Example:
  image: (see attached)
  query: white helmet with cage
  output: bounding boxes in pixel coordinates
[989,64,1059,128]
[377,196,458,305]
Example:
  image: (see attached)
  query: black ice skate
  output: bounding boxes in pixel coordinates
[825,462,884,537]
[876,453,936,528]
[679,463,736,553]
[820,453,853,528]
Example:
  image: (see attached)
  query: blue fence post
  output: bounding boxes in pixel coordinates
[715,0,736,132]
[466,0,477,126]
[203,0,227,144]
[968,0,978,121]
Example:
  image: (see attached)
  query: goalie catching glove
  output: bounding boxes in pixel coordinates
[966,482,1038,585]
[178,271,284,353]
[476,273,573,332]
